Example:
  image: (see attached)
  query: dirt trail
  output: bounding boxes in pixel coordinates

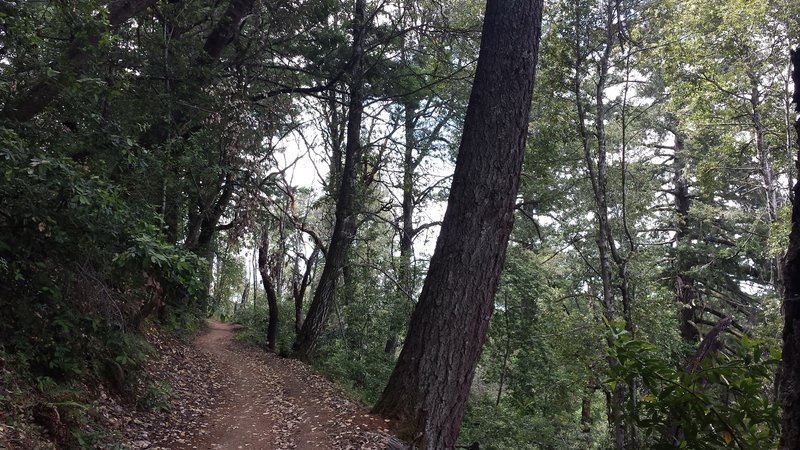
[177,320,392,450]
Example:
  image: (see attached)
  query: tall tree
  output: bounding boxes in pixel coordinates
[571,0,634,445]
[779,45,800,450]
[372,0,544,447]
[293,0,368,360]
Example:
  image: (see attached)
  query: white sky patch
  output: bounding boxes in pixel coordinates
[233,99,456,304]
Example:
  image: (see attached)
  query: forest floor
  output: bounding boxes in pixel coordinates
[1,320,395,449]
[170,320,393,450]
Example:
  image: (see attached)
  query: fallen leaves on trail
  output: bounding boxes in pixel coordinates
[92,325,226,449]
[184,321,396,450]
[274,358,392,450]
[2,321,398,450]
[0,325,225,450]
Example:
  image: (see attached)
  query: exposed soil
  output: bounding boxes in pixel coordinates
[175,321,393,450]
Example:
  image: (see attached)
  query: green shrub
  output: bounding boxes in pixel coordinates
[605,320,780,449]
[137,380,172,412]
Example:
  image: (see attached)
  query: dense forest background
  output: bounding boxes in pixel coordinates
[1,0,799,448]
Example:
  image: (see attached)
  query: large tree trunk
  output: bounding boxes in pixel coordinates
[327,91,346,189]
[203,0,255,59]
[187,171,236,312]
[779,47,800,450]
[371,1,544,447]
[292,0,367,361]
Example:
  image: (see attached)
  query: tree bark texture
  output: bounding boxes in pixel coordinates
[292,0,367,361]
[779,46,800,450]
[371,1,544,448]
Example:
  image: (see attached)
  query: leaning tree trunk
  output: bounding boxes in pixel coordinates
[779,46,800,450]
[292,0,367,361]
[372,1,544,447]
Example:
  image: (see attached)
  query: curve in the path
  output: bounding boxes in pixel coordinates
[178,320,392,450]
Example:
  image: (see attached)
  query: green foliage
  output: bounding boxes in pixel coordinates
[768,205,792,258]
[460,247,606,449]
[313,337,394,405]
[605,320,780,449]
[0,108,204,392]
[461,395,602,450]
[0,0,793,446]
[137,380,172,412]
[231,297,295,355]
[114,226,210,323]
[232,302,272,348]
[210,245,246,318]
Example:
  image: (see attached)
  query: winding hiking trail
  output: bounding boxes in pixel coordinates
[177,320,394,450]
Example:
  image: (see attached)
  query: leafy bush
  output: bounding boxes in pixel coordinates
[605,320,780,449]
[460,395,594,450]
[0,128,205,382]
[136,380,172,412]
[114,226,209,330]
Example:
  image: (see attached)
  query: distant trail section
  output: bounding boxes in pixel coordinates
[176,320,393,450]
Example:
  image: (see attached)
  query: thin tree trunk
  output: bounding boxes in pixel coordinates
[240,281,250,309]
[581,389,593,432]
[272,212,287,300]
[372,1,544,447]
[385,98,418,355]
[495,295,512,408]
[328,91,345,188]
[292,0,368,361]
[252,247,258,313]
[258,231,279,352]
[751,75,783,292]
[672,130,699,343]
[292,245,319,335]
[573,1,628,446]
[581,383,596,447]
